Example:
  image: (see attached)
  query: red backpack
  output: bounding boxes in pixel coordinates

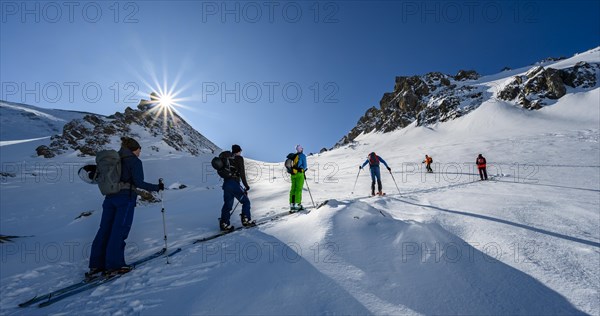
[477,157,486,167]
[368,153,380,166]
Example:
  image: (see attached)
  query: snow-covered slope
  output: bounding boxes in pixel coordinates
[0,101,91,146]
[1,53,599,315]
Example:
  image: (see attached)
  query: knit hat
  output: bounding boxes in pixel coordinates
[296,144,303,153]
[232,144,242,154]
[121,137,141,151]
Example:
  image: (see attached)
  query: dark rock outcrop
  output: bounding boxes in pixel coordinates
[454,70,480,81]
[35,145,55,158]
[497,62,599,109]
[0,172,16,178]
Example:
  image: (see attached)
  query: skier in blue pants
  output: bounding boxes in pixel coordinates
[89,137,163,276]
[219,144,254,231]
[360,152,391,196]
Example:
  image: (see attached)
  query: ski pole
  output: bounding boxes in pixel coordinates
[304,173,316,208]
[388,170,401,195]
[229,184,245,215]
[159,178,169,264]
[351,168,362,194]
[230,200,240,216]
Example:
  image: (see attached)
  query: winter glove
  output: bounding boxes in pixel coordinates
[158,179,165,191]
[245,185,250,192]
[359,166,362,170]
[387,167,391,172]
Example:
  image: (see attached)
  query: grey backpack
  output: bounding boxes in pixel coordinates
[94,150,124,195]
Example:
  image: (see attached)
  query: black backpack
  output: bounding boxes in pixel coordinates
[284,153,299,174]
[211,151,238,179]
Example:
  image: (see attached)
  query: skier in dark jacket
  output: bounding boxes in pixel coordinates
[476,154,488,180]
[220,144,254,231]
[88,137,163,276]
[360,152,391,196]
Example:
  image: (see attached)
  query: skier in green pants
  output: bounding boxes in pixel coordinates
[289,144,308,212]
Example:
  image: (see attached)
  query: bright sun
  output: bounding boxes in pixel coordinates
[157,93,174,108]
[135,66,193,131]
[145,90,186,130]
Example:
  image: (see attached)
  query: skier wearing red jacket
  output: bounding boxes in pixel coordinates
[476,154,488,180]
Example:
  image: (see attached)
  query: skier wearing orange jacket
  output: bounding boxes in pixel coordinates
[422,155,433,173]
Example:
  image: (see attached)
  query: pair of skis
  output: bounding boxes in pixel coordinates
[194,200,330,244]
[18,247,181,308]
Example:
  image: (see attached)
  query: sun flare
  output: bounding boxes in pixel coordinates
[131,59,197,132]
[141,82,191,131]
[155,92,175,109]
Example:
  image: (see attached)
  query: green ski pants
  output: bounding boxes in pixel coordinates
[289,172,304,204]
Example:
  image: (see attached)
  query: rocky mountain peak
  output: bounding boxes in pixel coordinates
[36,94,219,158]
[336,70,486,147]
[335,54,599,148]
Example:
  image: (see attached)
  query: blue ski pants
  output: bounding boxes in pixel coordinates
[220,179,251,224]
[370,166,383,193]
[89,194,136,270]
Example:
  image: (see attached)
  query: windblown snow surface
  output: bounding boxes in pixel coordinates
[1,51,599,315]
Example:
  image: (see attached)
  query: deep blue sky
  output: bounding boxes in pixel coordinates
[1,0,598,161]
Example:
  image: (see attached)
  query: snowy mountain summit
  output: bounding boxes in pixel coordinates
[337,47,600,147]
[34,94,219,158]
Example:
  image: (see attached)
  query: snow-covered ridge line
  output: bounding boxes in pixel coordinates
[0,102,66,122]
[0,100,92,143]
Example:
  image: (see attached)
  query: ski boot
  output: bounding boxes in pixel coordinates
[103,266,132,277]
[219,219,234,232]
[290,203,304,213]
[241,214,256,227]
[85,268,104,281]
